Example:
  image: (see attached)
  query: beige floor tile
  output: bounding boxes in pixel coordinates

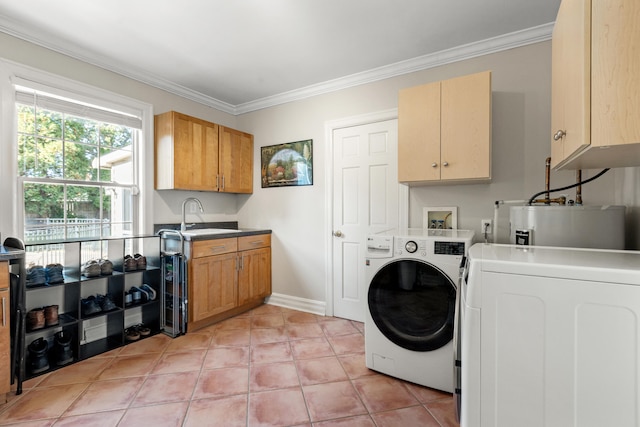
[285,323,325,340]
[250,342,293,364]
[250,314,284,329]
[249,362,299,392]
[151,349,206,375]
[0,384,88,423]
[327,333,365,355]
[38,358,112,386]
[119,401,189,427]
[118,334,172,355]
[352,375,419,413]
[337,353,376,379]
[312,415,376,427]
[63,377,145,416]
[165,332,212,352]
[183,395,247,427]
[132,371,199,406]
[290,337,335,359]
[248,387,309,426]
[211,329,251,347]
[295,357,348,386]
[320,318,360,336]
[371,406,440,427]
[53,410,124,427]
[203,346,250,369]
[283,311,320,324]
[249,327,288,345]
[192,367,249,399]
[96,353,161,380]
[425,397,460,427]
[302,381,367,422]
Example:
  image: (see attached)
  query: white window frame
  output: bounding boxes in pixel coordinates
[0,58,154,240]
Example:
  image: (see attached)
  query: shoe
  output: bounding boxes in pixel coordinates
[27,265,46,287]
[27,308,45,331]
[132,286,149,303]
[27,337,50,374]
[81,296,102,317]
[44,305,59,327]
[134,324,151,337]
[124,291,133,307]
[81,260,101,278]
[124,255,137,272]
[129,287,142,304]
[134,254,147,270]
[54,331,73,366]
[124,327,140,342]
[99,259,113,275]
[140,284,157,301]
[96,294,117,312]
[45,263,64,284]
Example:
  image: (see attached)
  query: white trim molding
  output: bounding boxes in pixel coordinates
[0,19,553,115]
[265,293,327,317]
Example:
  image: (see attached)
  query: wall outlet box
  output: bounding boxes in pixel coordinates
[481,219,493,234]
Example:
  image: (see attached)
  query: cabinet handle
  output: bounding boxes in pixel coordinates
[431,162,438,168]
[221,175,225,190]
[553,130,566,141]
[216,175,220,189]
[249,240,263,246]
[2,297,5,327]
[210,245,227,252]
[443,161,449,167]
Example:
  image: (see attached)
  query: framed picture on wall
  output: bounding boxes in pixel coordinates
[261,139,313,188]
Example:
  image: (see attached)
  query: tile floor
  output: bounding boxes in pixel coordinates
[0,304,459,426]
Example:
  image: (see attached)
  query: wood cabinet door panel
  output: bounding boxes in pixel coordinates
[550,0,591,168]
[441,71,492,181]
[219,127,253,194]
[398,81,441,182]
[189,253,237,322]
[0,263,10,396]
[238,234,270,251]
[238,247,271,306]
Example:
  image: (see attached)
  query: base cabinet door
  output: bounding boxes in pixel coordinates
[238,247,271,306]
[0,262,9,402]
[189,253,238,322]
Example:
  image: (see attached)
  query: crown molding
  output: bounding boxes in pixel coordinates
[0,14,553,116]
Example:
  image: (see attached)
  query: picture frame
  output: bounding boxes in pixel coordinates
[261,139,313,188]
[423,206,458,229]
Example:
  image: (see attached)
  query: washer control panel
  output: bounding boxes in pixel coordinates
[395,238,427,256]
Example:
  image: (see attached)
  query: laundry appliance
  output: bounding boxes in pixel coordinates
[455,243,640,426]
[365,228,474,392]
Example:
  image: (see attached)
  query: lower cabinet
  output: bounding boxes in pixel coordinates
[0,262,10,403]
[188,233,271,331]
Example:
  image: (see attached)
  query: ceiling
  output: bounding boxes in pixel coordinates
[0,0,561,115]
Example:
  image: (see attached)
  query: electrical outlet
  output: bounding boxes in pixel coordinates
[481,219,493,234]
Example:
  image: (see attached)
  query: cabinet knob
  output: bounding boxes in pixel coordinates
[431,162,438,168]
[553,130,566,141]
[443,161,449,167]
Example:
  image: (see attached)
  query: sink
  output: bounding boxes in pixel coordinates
[180,228,243,240]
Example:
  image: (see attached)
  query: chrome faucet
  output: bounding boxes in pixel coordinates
[181,197,204,232]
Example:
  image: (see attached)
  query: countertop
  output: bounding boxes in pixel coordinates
[0,245,25,261]
[155,222,271,241]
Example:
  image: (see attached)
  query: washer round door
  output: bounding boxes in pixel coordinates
[368,259,456,352]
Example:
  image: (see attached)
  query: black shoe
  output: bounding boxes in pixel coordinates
[81,296,102,317]
[54,331,73,366]
[96,294,117,312]
[28,337,50,374]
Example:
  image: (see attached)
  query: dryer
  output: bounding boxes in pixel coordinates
[365,228,474,392]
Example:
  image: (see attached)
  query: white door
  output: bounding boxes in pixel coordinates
[332,119,399,322]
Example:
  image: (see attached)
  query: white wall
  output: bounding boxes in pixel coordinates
[1,32,639,311]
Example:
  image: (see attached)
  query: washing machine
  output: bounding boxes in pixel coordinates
[365,228,474,392]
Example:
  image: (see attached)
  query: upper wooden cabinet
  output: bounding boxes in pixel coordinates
[155,111,253,193]
[398,71,492,184]
[551,0,640,170]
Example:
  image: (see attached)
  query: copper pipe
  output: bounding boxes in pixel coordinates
[544,157,551,203]
[576,170,583,205]
[531,195,567,205]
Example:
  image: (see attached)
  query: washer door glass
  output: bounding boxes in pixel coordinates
[368,259,456,352]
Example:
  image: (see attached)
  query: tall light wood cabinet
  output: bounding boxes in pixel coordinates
[551,0,640,170]
[155,111,219,191]
[155,111,254,193]
[0,262,10,403]
[219,126,254,194]
[398,71,492,183]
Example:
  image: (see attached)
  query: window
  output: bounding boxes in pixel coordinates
[16,87,142,243]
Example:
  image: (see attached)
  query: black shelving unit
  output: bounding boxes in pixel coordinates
[23,235,161,379]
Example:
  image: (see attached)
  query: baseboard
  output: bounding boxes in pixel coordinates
[265,293,326,316]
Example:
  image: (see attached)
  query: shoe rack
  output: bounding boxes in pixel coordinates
[22,235,161,379]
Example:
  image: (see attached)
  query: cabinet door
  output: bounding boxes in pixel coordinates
[189,253,237,322]
[398,81,441,182]
[219,127,253,194]
[550,0,591,169]
[174,114,219,191]
[441,71,492,181]
[155,111,219,191]
[0,263,10,397]
[238,247,271,306]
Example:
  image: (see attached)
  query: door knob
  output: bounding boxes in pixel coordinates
[333,230,343,237]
